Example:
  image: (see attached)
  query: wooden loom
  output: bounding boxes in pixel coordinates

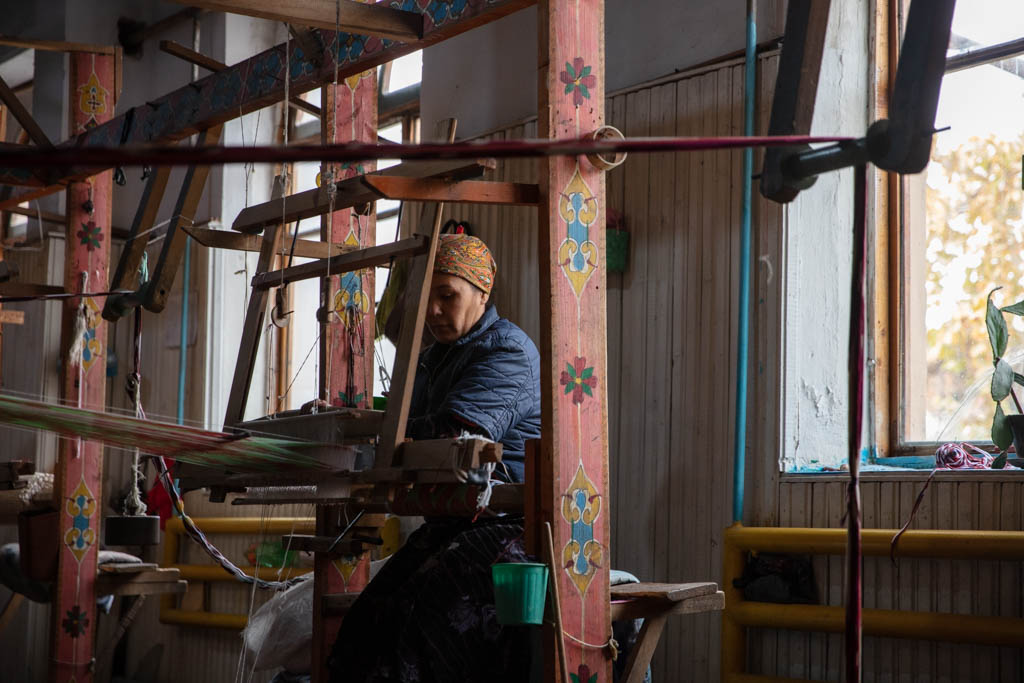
[0,3,726,682]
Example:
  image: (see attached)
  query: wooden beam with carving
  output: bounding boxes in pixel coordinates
[171,0,423,42]
[159,41,322,118]
[183,225,352,259]
[0,0,534,193]
[233,158,495,234]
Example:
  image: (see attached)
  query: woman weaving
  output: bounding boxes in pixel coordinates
[328,234,540,682]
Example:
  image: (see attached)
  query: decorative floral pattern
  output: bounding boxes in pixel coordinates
[245,51,283,97]
[78,71,108,118]
[561,463,603,596]
[558,164,599,297]
[560,58,597,107]
[64,478,96,563]
[560,357,597,404]
[426,0,469,25]
[62,605,89,638]
[336,390,366,407]
[77,221,103,251]
[570,664,598,683]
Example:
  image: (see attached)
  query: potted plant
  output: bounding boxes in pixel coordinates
[986,287,1024,467]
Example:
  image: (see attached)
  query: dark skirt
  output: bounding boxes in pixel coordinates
[328,516,530,683]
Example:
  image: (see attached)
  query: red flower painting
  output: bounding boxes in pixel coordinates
[560,356,597,404]
[560,58,597,107]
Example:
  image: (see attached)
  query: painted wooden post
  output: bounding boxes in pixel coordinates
[536,1,611,681]
[311,54,377,682]
[50,51,116,683]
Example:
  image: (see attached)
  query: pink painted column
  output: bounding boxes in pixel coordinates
[51,50,116,683]
[537,1,611,681]
[312,35,377,681]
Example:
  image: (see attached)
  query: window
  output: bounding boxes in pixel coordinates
[893,0,1024,453]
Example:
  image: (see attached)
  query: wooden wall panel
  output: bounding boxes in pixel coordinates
[749,476,1024,682]
[458,53,783,683]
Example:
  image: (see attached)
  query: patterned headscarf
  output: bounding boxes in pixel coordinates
[434,234,496,294]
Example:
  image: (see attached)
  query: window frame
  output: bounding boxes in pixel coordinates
[877,0,1024,459]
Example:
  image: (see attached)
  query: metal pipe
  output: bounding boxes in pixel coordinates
[731,602,1024,647]
[733,0,756,526]
[0,134,853,171]
[725,525,1024,559]
[720,524,1024,681]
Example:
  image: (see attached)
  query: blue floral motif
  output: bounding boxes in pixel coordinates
[245,51,283,97]
[336,32,367,66]
[289,46,315,80]
[210,69,243,113]
[426,0,468,25]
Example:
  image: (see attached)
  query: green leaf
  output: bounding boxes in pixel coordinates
[992,358,1014,400]
[582,383,593,397]
[564,83,575,95]
[987,288,1008,360]
[993,403,1014,451]
[993,451,1008,469]
[564,61,576,79]
[566,362,576,379]
[569,675,580,683]
[588,675,598,683]
[1015,372,1024,387]
[1002,299,1024,316]
[564,383,574,395]
[580,65,591,78]
[581,367,594,379]
[579,84,591,100]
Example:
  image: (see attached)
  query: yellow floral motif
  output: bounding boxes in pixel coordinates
[78,71,108,117]
[557,165,599,298]
[64,478,97,563]
[561,463,603,595]
[333,557,359,585]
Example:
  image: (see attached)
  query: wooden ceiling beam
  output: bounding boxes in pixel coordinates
[183,225,352,259]
[0,75,50,148]
[0,35,115,55]
[0,0,534,191]
[159,40,322,117]
[171,0,424,42]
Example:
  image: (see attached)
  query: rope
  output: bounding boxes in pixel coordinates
[560,631,619,661]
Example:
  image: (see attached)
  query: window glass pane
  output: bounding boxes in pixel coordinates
[385,51,422,92]
[907,6,1024,441]
[947,0,1024,57]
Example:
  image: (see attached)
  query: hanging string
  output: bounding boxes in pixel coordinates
[123,255,149,516]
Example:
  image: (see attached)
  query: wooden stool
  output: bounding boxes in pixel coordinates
[610,582,724,683]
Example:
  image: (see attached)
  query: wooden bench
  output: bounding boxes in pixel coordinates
[610,582,724,683]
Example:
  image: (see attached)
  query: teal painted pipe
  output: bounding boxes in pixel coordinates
[733,0,757,524]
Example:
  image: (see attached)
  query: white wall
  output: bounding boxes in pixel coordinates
[421,0,872,471]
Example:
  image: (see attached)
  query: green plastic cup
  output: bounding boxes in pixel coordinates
[373,396,388,411]
[491,562,549,625]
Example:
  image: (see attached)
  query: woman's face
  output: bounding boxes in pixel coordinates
[426,273,489,344]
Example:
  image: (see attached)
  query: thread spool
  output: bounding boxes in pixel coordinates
[585,125,627,171]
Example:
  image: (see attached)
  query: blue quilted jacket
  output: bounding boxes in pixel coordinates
[407,305,541,482]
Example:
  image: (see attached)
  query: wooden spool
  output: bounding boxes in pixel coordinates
[104,515,161,546]
[585,125,628,171]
